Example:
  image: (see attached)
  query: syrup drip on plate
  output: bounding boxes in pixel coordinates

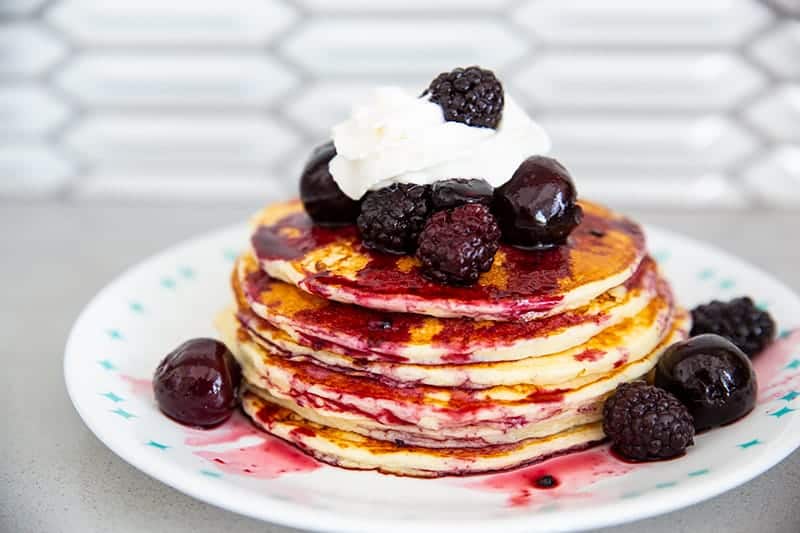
[468,447,633,508]
[120,375,153,399]
[193,443,319,479]
[753,329,800,402]
[189,412,320,479]
[119,374,320,478]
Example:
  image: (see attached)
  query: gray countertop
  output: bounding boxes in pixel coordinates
[2,205,799,533]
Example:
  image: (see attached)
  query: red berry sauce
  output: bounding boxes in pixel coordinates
[470,447,634,507]
[250,200,646,321]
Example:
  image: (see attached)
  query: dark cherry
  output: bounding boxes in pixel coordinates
[492,156,583,249]
[655,334,757,431]
[299,141,361,226]
[153,338,242,428]
[430,178,493,211]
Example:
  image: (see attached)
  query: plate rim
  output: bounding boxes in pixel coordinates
[64,221,800,533]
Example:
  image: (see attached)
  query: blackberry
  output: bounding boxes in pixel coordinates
[430,178,493,211]
[603,381,695,462]
[357,183,430,254]
[424,66,504,129]
[534,475,558,489]
[690,297,776,357]
[416,204,500,285]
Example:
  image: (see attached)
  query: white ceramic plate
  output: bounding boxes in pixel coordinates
[65,223,800,533]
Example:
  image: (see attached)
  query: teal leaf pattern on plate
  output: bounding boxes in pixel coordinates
[769,406,796,418]
[98,359,117,371]
[101,392,124,402]
[739,439,762,449]
[111,408,135,420]
[780,391,799,402]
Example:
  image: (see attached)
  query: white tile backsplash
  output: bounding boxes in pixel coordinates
[578,173,750,209]
[0,24,66,77]
[513,53,765,110]
[47,0,297,46]
[751,21,800,78]
[0,85,71,139]
[1,1,798,209]
[745,146,800,207]
[73,174,288,202]
[299,0,509,12]
[515,0,772,46]
[66,114,300,171]
[768,0,800,15]
[0,0,47,16]
[57,54,297,108]
[0,144,74,197]
[282,19,529,76]
[746,86,800,142]
[541,115,759,172]
[285,81,421,137]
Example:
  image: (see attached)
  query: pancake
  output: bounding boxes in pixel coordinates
[250,199,646,321]
[234,315,687,454]
[242,384,604,448]
[236,252,659,364]
[242,390,605,477]
[238,274,673,388]
[220,308,689,435]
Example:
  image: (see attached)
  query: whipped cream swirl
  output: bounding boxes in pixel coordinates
[328,87,551,200]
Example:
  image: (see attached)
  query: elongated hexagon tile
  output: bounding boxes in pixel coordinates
[515,0,772,45]
[751,22,800,78]
[745,86,800,142]
[47,0,297,46]
[277,144,320,188]
[0,86,71,139]
[0,24,67,77]
[57,54,296,107]
[744,146,800,208]
[514,53,765,110]
[0,144,74,198]
[281,19,528,76]
[286,81,422,137]
[0,0,48,15]
[74,174,290,203]
[766,0,800,16]
[299,0,508,11]
[540,114,757,171]
[578,172,749,209]
[65,115,300,171]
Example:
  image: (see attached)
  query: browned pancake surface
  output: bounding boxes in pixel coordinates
[236,253,658,361]
[250,200,645,316]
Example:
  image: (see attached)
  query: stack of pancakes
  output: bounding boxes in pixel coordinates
[217,199,688,477]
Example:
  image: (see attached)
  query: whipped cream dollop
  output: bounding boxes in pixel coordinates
[329,87,552,200]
